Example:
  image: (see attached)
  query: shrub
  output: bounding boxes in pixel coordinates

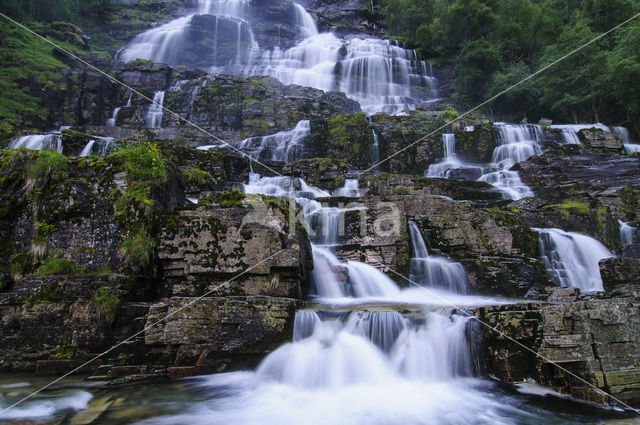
[27,150,68,189]
[38,258,78,276]
[183,167,211,186]
[437,106,460,123]
[213,189,246,208]
[120,228,156,268]
[94,286,121,322]
[116,142,167,183]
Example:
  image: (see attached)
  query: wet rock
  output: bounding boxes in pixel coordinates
[477,293,640,406]
[578,128,624,151]
[600,257,640,291]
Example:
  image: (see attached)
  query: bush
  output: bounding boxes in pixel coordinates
[116,142,167,183]
[183,167,212,186]
[38,258,78,276]
[27,151,68,188]
[437,106,460,123]
[120,228,156,268]
[94,286,121,322]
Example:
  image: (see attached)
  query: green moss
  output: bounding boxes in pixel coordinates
[0,21,88,136]
[437,106,459,122]
[250,79,269,89]
[53,345,77,359]
[544,201,590,216]
[183,167,212,186]
[38,258,78,276]
[214,189,246,208]
[22,282,63,304]
[94,286,121,323]
[242,119,270,137]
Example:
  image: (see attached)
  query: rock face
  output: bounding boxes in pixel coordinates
[514,154,640,249]
[599,257,640,291]
[477,289,640,406]
[308,0,386,36]
[0,147,311,376]
[578,128,624,151]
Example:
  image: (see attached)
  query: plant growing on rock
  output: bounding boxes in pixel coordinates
[120,228,156,270]
[26,150,69,191]
[116,141,167,183]
[93,286,122,323]
[38,258,79,276]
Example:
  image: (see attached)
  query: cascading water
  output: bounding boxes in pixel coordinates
[408,221,469,294]
[535,228,614,292]
[119,0,437,114]
[619,220,638,245]
[476,124,542,200]
[334,179,362,197]
[238,120,310,162]
[425,126,536,200]
[8,129,65,153]
[106,93,132,127]
[79,137,117,157]
[426,133,481,179]
[613,126,640,153]
[146,91,165,129]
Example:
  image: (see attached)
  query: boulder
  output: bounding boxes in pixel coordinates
[600,257,640,291]
[578,128,624,151]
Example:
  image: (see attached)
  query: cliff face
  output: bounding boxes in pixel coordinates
[0,146,312,377]
[478,287,640,406]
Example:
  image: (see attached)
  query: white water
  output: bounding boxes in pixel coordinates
[79,137,117,157]
[612,126,640,153]
[408,221,469,294]
[238,120,310,162]
[334,179,362,197]
[106,93,132,127]
[0,390,92,421]
[426,127,537,200]
[535,228,614,292]
[119,0,437,114]
[146,91,165,129]
[619,220,638,245]
[8,129,65,153]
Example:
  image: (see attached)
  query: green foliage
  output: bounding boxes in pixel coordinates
[183,167,212,186]
[26,150,69,190]
[379,0,640,129]
[116,142,167,184]
[10,252,35,280]
[93,286,121,322]
[0,21,88,136]
[213,189,246,208]
[53,345,77,359]
[38,258,78,276]
[120,228,156,268]
[437,106,459,122]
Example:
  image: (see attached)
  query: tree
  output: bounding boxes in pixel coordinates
[454,39,503,105]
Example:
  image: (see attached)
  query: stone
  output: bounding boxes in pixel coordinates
[600,257,640,291]
[578,128,624,151]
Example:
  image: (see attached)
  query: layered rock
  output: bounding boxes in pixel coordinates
[477,289,640,406]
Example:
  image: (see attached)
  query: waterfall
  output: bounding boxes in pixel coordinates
[371,129,380,165]
[146,91,165,129]
[334,179,361,197]
[293,3,318,37]
[79,137,117,157]
[426,133,475,179]
[119,2,437,114]
[106,93,132,127]
[256,308,471,389]
[535,228,614,292]
[612,126,640,153]
[8,128,66,153]
[619,220,638,245]
[408,221,469,294]
[238,120,310,162]
[79,140,95,157]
